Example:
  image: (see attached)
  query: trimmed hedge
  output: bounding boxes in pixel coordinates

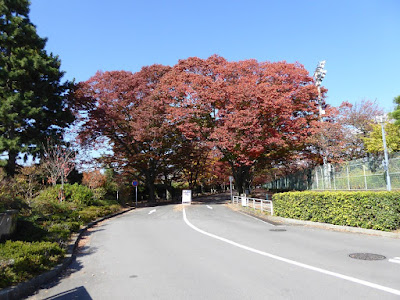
[0,241,64,288]
[273,191,400,231]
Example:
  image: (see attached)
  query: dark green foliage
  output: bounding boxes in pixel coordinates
[273,191,400,231]
[0,182,122,288]
[0,0,74,176]
[391,95,400,126]
[0,240,64,288]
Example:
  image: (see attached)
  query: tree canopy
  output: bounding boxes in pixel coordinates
[391,95,400,126]
[75,56,324,197]
[0,0,74,176]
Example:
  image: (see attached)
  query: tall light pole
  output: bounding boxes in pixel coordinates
[376,115,391,191]
[314,60,327,119]
[314,61,328,187]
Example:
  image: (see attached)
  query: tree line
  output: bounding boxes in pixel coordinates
[1,0,399,204]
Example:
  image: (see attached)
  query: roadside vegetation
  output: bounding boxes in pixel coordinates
[273,191,400,231]
[0,168,122,289]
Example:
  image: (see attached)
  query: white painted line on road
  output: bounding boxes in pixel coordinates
[182,208,400,297]
[206,205,213,210]
[148,209,156,215]
[389,258,400,264]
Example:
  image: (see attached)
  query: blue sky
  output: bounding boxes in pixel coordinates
[30,0,399,112]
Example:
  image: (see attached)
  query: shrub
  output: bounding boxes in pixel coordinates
[273,191,400,231]
[0,241,64,288]
[77,205,120,223]
[32,184,94,210]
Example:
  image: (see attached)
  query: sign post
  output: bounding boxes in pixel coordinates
[132,180,139,207]
[229,176,234,203]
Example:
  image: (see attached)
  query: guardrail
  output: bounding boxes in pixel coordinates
[232,195,273,215]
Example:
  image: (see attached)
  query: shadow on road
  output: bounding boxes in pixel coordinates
[43,286,92,300]
[191,192,231,205]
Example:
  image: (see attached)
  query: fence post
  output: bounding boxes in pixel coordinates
[347,165,350,190]
[363,165,368,190]
[332,165,336,190]
[320,166,325,190]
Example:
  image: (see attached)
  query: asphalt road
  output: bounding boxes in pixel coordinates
[28,197,400,299]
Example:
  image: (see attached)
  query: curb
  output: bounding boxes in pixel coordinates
[0,207,135,300]
[228,204,400,239]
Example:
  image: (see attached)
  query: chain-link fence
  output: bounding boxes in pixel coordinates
[265,153,400,191]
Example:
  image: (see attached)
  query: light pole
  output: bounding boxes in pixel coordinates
[314,60,327,119]
[376,115,391,191]
[313,60,328,187]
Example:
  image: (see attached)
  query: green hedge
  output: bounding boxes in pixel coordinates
[273,191,400,231]
[0,241,64,288]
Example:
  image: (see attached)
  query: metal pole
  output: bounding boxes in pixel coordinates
[347,165,350,190]
[363,165,368,190]
[314,61,328,189]
[333,165,336,190]
[229,176,233,203]
[380,121,391,191]
[135,186,138,207]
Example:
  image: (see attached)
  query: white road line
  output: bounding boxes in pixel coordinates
[182,208,400,297]
[148,209,156,215]
[206,205,213,210]
[389,258,400,264]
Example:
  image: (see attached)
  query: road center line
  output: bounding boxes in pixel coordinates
[389,258,400,264]
[182,208,400,296]
[206,205,213,210]
[148,209,156,215]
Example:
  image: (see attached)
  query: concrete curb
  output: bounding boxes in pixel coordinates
[228,204,400,239]
[0,207,135,300]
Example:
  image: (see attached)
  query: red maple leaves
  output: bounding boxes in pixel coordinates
[73,55,324,196]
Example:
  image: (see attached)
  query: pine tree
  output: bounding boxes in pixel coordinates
[0,0,74,176]
[391,95,400,126]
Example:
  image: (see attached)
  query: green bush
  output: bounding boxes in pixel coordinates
[273,191,400,231]
[0,241,64,288]
[77,205,120,223]
[32,184,95,210]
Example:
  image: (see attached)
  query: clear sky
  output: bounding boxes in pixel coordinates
[29,0,399,112]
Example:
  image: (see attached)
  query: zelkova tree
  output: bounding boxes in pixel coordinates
[159,56,322,194]
[74,65,174,203]
[0,0,74,176]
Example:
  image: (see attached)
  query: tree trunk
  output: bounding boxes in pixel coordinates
[145,169,156,204]
[5,150,17,177]
[232,165,251,195]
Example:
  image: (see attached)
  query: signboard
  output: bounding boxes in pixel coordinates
[241,194,247,207]
[182,190,192,204]
[132,180,139,187]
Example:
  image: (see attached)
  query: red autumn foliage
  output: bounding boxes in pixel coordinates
[159,55,322,193]
[73,55,327,197]
[74,65,174,203]
[82,169,106,189]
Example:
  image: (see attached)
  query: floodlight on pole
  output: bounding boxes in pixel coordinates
[314,60,329,187]
[376,115,391,191]
[314,60,327,117]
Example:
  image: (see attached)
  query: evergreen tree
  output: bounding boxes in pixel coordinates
[0,0,74,176]
[391,95,400,126]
